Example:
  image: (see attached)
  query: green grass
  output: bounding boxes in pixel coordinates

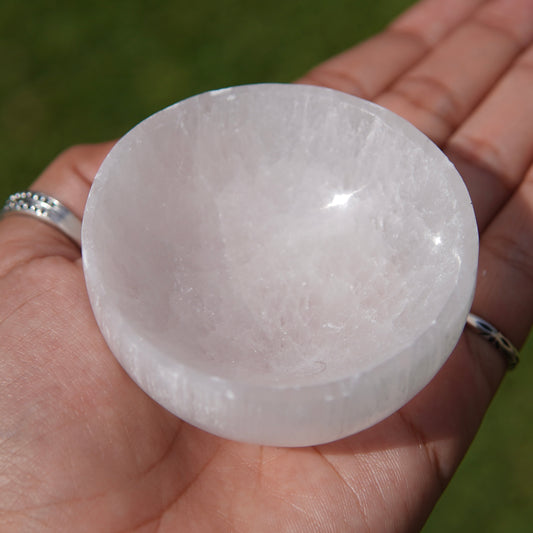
[0,0,412,192]
[1,1,531,530]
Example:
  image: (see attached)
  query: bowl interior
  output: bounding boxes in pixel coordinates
[83,85,471,387]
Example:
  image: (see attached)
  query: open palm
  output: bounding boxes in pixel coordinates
[1,0,533,531]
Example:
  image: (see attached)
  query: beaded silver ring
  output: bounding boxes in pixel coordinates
[0,191,81,247]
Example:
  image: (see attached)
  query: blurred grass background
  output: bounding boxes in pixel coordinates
[0,0,531,530]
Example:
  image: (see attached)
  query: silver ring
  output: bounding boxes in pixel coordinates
[466,313,520,369]
[0,191,81,247]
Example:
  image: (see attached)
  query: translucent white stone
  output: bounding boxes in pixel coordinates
[82,84,478,446]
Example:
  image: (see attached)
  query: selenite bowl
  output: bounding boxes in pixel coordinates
[82,83,478,446]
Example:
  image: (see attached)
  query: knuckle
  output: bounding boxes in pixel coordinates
[302,67,371,100]
[388,74,462,127]
[385,26,433,52]
[473,9,532,49]
[448,135,512,190]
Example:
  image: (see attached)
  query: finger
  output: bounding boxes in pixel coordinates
[471,162,533,354]
[32,141,115,219]
[298,0,486,99]
[374,0,533,144]
[0,142,114,275]
[445,43,533,230]
[412,160,533,469]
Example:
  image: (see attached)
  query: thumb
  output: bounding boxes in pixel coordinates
[0,142,114,276]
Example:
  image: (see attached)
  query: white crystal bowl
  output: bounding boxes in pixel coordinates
[82,83,478,446]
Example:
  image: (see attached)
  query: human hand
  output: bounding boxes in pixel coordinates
[1,0,532,531]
